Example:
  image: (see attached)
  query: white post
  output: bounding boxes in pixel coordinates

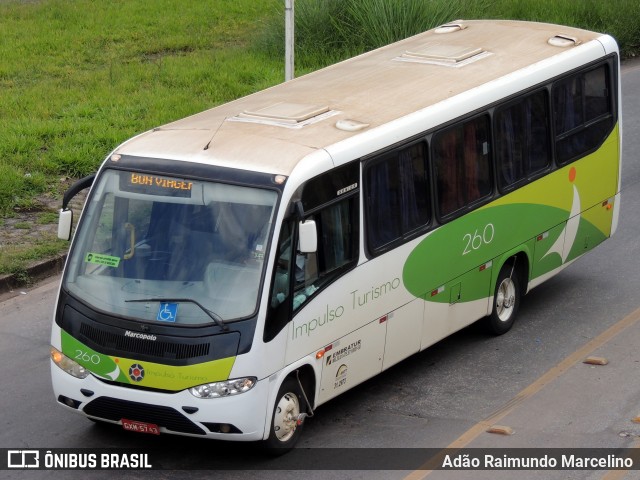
[285,0,294,81]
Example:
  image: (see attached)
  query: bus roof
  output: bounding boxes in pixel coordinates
[114,20,607,176]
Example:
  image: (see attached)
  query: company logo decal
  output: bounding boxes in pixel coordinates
[124,330,157,341]
[334,364,348,389]
[326,340,361,365]
[129,364,145,382]
[7,450,39,468]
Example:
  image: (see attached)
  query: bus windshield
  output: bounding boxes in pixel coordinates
[63,169,278,325]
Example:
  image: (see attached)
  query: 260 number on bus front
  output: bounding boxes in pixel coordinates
[75,350,101,365]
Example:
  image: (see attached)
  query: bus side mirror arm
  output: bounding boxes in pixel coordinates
[58,173,96,241]
[62,174,95,210]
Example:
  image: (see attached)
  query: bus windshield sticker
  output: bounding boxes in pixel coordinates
[120,172,193,198]
[157,303,178,323]
[85,253,121,268]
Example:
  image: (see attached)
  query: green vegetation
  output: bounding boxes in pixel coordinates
[36,212,59,225]
[259,0,640,69]
[0,0,284,280]
[0,0,283,217]
[12,222,32,230]
[1,0,639,282]
[0,238,68,281]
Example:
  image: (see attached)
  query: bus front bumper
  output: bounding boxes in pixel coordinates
[51,360,270,441]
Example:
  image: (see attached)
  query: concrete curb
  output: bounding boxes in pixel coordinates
[0,254,67,294]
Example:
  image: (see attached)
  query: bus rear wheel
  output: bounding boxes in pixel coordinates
[486,263,520,335]
[264,377,306,453]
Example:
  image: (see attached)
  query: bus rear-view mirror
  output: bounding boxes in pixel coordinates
[298,219,317,253]
[58,209,73,241]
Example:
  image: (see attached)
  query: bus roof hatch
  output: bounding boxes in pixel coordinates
[397,44,488,67]
[237,102,332,126]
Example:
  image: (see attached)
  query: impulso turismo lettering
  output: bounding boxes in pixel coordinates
[293,304,344,339]
[350,277,401,308]
[144,369,209,384]
[292,277,401,340]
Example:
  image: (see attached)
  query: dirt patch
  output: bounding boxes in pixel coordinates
[0,180,88,293]
[2,195,62,247]
[2,178,88,247]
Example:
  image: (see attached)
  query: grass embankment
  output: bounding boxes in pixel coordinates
[0,0,283,279]
[1,0,639,280]
[259,0,640,69]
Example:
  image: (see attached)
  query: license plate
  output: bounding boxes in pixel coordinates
[121,418,160,435]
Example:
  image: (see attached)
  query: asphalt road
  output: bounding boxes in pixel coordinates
[1,58,640,480]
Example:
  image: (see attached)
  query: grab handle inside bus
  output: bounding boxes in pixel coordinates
[123,222,135,260]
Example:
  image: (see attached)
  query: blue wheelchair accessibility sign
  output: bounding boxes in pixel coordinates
[157,303,178,322]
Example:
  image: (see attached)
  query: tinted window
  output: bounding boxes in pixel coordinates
[553,63,614,164]
[366,142,430,252]
[265,170,360,340]
[495,90,551,189]
[433,115,492,217]
[293,195,358,311]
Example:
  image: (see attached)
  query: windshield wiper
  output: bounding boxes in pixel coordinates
[125,298,228,331]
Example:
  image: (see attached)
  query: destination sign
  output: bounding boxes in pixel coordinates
[120,173,193,198]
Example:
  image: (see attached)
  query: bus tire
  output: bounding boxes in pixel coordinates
[264,377,306,453]
[486,263,520,335]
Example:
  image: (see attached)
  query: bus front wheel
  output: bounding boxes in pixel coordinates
[264,377,306,453]
[486,263,520,335]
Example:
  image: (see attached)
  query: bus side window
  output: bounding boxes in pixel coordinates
[552,63,614,164]
[434,129,463,216]
[293,249,318,310]
[462,119,492,203]
[366,142,430,253]
[264,221,294,342]
[434,115,492,218]
[264,165,360,342]
[293,195,358,310]
[496,90,551,190]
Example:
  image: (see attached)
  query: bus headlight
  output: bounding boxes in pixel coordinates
[189,377,256,399]
[50,347,90,379]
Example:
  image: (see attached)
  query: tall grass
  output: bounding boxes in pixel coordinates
[485,0,640,56]
[0,0,283,215]
[336,0,469,51]
[258,0,640,70]
[258,0,480,68]
[1,0,639,218]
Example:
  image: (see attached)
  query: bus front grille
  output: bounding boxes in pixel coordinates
[79,322,210,360]
[83,397,206,435]
[59,303,241,366]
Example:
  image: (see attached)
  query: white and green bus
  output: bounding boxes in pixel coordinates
[51,20,621,450]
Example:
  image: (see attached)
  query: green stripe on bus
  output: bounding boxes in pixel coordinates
[61,330,235,391]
